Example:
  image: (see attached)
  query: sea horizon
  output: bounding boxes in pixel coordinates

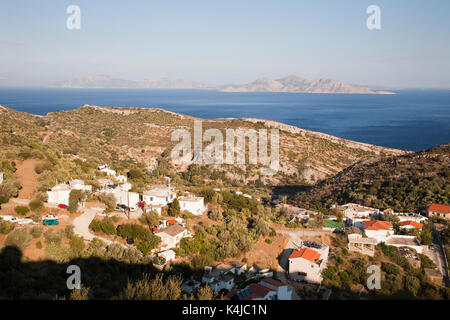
[0,87,449,152]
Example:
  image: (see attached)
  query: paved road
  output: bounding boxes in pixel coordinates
[72,208,116,246]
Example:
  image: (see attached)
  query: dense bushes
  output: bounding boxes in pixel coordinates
[89,217,117,235]
[0,218,13,234]
[4,228,32,250]
[44,229,64,245]
[116,223,161,255]
[68,190,84,213]
[30,226,43,238]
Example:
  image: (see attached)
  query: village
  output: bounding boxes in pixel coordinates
[0,160,449,300]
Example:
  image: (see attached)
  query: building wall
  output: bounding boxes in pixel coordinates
[179,199,205,216]
[289,258,323,283]
[47,190,71,205]
[142,193,176,206]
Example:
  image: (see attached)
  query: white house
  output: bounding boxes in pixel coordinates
[98,164,116,176]
[226,278,292,300]
[178,196,206,216]
[288,245,329,284]
[202,266,235,293]
[101,188,140,208]
[0,172,3,185]
[47,183,72,205]
[334,203,379,221]
[96,178,114,189]
[385,235,423,254]
[142,185,177,206]
[115,174,127,183]
[182,280,201,295]
[119,182,132,191]
[157,249,176,263]
[154,224,190,250]
[362,220,394,242]
[69,179,92,192]
[399,220,423,230]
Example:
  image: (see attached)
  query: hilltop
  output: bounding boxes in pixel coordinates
[0,104,404,186]
[295,144,450,212]
[221,75,395,94]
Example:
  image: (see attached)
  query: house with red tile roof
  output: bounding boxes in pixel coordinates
[288,244,329,284]
[399,220,423,230]
[362,220,394,242]
[226,278,292,300]
[427,203,450,220]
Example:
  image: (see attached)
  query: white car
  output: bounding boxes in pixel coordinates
[0,215,18,223]
[17,218,35,225]
[43,214,59,220]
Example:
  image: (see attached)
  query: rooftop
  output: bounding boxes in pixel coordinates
[363,220,392,231]
[428,203,450,214]
[386,236,420,246]
[399,220,423,229]
[155,224,186,237]
[289,247,321,262]
[143,185,176,197]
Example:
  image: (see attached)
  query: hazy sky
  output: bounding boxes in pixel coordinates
[1,0,449,87]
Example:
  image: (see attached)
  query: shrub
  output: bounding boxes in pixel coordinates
[89,219,102,233]
[405,275,421,296]
[264,239,272,244]
[0,218,13,234]
[208,209,222,221]
[14,205,30,216]
[30,226,44,238]
[135,239,152,255]
[419,254,436,269]
[64,225,75,238]
[36,241,42,249]
[29,199,45,213]
[101,219,117,235]
[44,229,64,245]
[382,262,400,275]
[70,235,85,256]
[4,228,32,250]
[45,243,71,262]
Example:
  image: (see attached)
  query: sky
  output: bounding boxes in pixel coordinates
[0,0,449,88]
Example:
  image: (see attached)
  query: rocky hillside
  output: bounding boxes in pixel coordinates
[0,104,404,186]
[295,144,450,212]
[220,75,395,94]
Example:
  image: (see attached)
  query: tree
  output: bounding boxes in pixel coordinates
[197,285,214,300]
[168,198,180,216]
[14,205,30,216]
[4,228,32,250]
[29,199,45,213]
[122,274,182,300]
[139,211,160,228]
[405,275,420,296]
[68,190,84,213]
[98,193,116,210]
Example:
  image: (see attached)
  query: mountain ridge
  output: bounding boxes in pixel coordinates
[48,75,395,94]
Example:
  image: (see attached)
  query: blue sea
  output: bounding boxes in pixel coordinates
[0,88,449,151]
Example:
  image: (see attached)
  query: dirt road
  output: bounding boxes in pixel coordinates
[15,159,39,199]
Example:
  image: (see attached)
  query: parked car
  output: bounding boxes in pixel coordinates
[115,206,125,212]
[137,201,146,207]
[126,238,134,245]
[43,214,58,220]
[43,219,59,226]
[58,204,68,209]
[128,206,136,211]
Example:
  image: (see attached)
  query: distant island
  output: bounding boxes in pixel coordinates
[48,74,395,94]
